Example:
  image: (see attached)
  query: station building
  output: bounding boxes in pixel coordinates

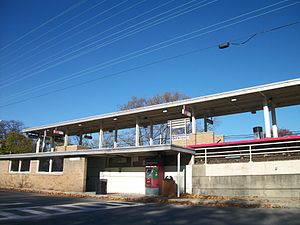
[0,78,300,197]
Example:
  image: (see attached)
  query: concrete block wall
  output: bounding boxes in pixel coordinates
[204,160,300,176]
[173,132,218,146]
[192,163,300,197]
[0,157,87,192]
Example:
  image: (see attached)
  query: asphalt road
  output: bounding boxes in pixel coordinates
[0,190,299,225]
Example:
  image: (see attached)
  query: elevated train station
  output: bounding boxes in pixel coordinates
[0,78,299,197]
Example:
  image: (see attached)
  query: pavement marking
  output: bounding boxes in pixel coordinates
[21,209,47,215]
[0,202,30,206]
[0,201,143,221]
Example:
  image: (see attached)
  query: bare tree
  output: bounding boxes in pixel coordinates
[0,120,24,140]
[119,91,190,145]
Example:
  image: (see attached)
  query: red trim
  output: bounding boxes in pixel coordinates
[187,135,300,149]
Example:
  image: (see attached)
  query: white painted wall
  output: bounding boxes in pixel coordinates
[204,160,300,176]
[101,166,191,194]
[101,167,145,194]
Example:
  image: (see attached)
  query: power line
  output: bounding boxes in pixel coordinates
[0,0,88,51]
[1,0,130,67]
[0,45,217,108]
[220,20,300,48]
[1,18,299,108]
[1,0,216,87]
[1,0,178,84]
[2,0,297,101]
[0,0,109,62]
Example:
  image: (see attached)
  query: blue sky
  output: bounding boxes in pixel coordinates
[0,0,299,138]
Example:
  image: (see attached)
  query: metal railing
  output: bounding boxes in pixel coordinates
[195,139,300,164]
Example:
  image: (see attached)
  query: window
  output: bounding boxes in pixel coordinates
[20,159,30,172]
[38,157,64,173]
[10,159,30,172]
[10,160,19,172]
[52,157,63,172]
[38,158,50,172]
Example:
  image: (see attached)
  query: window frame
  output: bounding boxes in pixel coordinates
[9,159,31,173]
[37,157,64,174]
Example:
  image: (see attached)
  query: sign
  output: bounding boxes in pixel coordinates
[53,130,64,135]
[207,118,214,125]
[181,108,192,117]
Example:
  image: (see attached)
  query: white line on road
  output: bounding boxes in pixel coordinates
[0,202,30,206]
[0,201,143,221]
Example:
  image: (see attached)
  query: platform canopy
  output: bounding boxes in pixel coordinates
[23,78,300,136]
[0,144,194,160]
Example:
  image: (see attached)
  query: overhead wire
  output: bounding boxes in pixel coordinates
[231,20,300,45]
[3,0,297,100]
[0,0,108,62]
[0,0,88,52]
[0,0,130,67]
[1,0,218,87]
[1,0,212,86]
[1,0,178,84]
[1,10,299,107]
[2,0,298,102]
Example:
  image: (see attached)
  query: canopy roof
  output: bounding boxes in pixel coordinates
[23,78,300,136]
[0,144,194,160]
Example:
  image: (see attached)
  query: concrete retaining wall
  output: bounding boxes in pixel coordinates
[204,160,300,176]
[192,165,300,197]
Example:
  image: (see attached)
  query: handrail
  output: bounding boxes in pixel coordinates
[195,139,300,164]
[194,139,300,151]
[195,146,300,156]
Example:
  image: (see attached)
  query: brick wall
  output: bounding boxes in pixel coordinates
[0,157,87,192]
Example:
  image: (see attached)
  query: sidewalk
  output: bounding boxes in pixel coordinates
[2,188,299,209]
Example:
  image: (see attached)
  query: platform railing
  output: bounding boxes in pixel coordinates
[195,139,300,164]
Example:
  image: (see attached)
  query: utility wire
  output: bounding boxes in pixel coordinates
[1,19,299,108]
[5,0,296,90]
[0,0,129,66]
[1,0,211,86]
[0,45,216,108]
[2,0,297,101]
[0,0,108,62]
[232,20,300,45]
[0,0,88,52]
[1,0,178,84]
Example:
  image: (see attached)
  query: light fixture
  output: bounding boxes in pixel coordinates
[162,109,168,113]
[219,42,230,49]
[78,124,82,127]
[113,117,118,121]
[231,98,237,102]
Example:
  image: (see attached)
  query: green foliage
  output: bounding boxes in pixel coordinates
[0,132,34,154]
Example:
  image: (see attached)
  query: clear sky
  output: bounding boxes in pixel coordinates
[0,0,299,138]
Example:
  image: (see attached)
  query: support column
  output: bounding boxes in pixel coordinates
[271,106,278,138]
[192,111,196,134]
[64,133,68,147]
[177,152,181,197]
[50,136,54,152]
[135,119,140,147]
[149,122,154,146]
[36,137,41,153]
[114,127,118,148]
[189,155,195,165]
[204,115,208,132]
[263,100,271,138]
[41,130,46,152]
[79,134,83,146]
[99,128,104,149]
